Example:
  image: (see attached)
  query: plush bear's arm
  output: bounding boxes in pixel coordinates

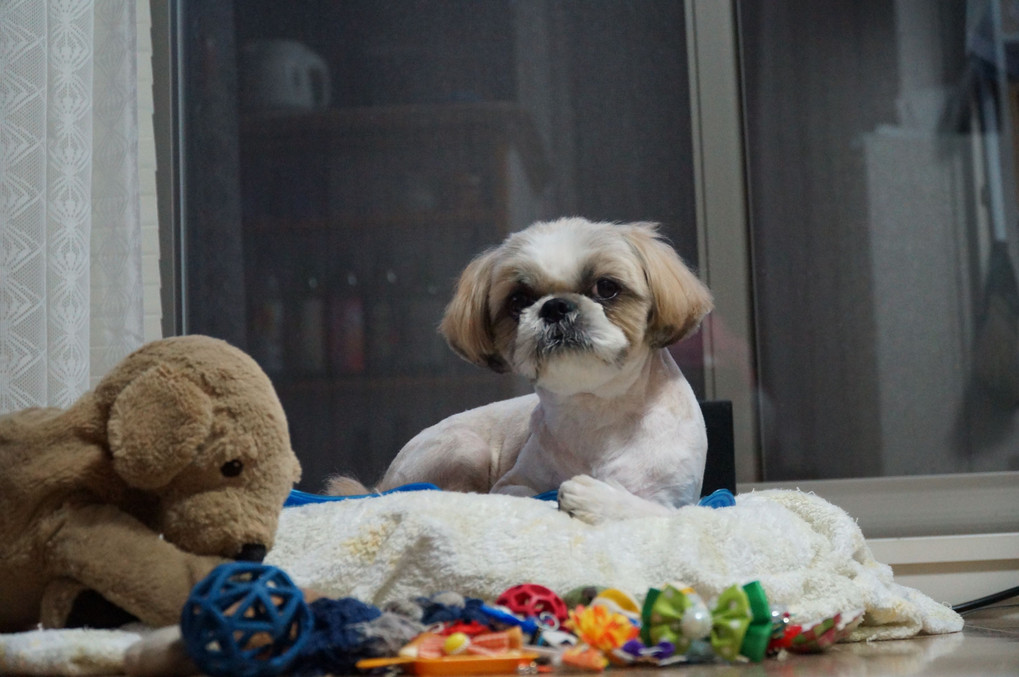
[43,504,226,628]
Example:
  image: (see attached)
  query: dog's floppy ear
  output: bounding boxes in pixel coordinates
[625,223,714,348]
[439,247,508,372]
[108,364,213,489]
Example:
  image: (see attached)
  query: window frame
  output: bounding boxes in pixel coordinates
[687,0,1019,541]
[151,0,1018,542]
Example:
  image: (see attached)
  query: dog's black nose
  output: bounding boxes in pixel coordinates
[539,298,576,323]
[236,543,268,562]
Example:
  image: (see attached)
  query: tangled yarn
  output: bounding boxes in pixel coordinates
[380,591,494,627]
[420,595,491,626]
[290,598,423,675]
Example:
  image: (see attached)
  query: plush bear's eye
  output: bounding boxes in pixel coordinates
[220,459,243,477]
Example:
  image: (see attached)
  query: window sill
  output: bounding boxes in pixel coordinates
[868,532,1019,607]
[740,471,1019,539]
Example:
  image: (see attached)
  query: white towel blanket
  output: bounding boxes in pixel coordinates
[0,489,962,675]
[266,488,962,640]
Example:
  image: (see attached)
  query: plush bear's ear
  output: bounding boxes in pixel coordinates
[108,364,213,489]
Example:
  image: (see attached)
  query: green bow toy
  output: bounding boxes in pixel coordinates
[640,581,773,662]
[640,584,708,652]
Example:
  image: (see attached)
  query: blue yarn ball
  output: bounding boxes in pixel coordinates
[180,562,313,677]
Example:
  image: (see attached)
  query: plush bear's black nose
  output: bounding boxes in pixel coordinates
[539,298,577,323]
[236,543,268,562]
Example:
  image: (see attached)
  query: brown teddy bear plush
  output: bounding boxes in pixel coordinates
[0,335,302,632]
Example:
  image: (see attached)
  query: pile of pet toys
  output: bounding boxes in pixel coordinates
[176,562,861,676]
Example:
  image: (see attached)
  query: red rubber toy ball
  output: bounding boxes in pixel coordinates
[496,584,568,624]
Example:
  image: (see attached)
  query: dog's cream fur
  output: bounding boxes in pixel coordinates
[331,217,713,523]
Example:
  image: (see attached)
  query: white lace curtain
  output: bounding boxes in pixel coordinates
[1,0,143,412]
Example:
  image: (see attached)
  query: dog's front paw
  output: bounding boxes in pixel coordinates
[558,475,615,524]
[558,475,674,524]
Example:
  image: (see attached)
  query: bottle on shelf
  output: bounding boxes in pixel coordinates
[367,264,403,375]
[251,273,285,374]
[328,269,366,376]
[404,256,448,373]
[295,271,327,374]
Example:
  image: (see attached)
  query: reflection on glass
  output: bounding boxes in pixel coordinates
[741,0,1019,479]
[180,1,701,491]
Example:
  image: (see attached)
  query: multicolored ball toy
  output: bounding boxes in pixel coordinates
[180,562,313,677]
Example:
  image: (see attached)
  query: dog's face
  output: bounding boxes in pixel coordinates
[440,218,713,395]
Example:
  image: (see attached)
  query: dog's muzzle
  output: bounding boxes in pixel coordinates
[540,297,577,324]
[536,298,590,355]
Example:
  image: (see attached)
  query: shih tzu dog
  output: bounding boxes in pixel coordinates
[330,217,713,523]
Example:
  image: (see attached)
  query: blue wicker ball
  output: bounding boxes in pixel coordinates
[180,562,313,677]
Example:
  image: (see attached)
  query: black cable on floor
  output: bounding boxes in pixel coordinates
[952,585,1019,614]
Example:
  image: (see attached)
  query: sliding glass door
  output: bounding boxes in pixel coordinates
[169,1,703,492]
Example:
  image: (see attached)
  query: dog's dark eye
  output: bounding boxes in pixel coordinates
[221,460,243,477]
[591,278,621,301]
[507,289,537,318]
